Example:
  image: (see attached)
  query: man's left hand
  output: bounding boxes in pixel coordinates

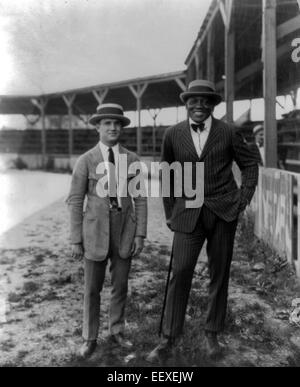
[131,236,144,257]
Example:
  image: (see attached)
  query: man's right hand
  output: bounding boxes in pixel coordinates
[71,243,84,259]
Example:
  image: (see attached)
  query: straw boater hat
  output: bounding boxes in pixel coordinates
[253,124,263,135]
[180,79,222,105]
[89,103,130,127]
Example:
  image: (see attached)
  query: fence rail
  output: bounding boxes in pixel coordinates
[0,127,168,156]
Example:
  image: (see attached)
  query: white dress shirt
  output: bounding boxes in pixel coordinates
[99,141,121,207]
[189,115,212,158]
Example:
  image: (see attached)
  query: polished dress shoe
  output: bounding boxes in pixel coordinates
[110,333,133,349]
[204,331,222,358]
[146,337,173,363]
[79,340,97,359]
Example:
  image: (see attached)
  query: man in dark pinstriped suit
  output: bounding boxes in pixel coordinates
[147,80,259,361]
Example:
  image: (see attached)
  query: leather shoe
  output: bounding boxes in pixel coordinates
[79,340,97,359]
[146,337,173,363]
[204,332,222,359]
[110,333,133,349]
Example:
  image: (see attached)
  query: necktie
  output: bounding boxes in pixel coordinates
[191,123,205,132]
[108,148,118,208]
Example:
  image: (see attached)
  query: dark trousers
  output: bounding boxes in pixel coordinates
[82,210,132,341]
[163,205,238,338]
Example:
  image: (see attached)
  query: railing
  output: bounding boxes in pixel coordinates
[0,127,168,156]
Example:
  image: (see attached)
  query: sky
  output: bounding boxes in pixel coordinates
[0,0,211,95]
[0,0,298,128]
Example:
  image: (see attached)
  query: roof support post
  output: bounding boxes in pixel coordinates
[31,97,48,169]
[207,26,215,82]
[194,52,200,79]
[175,77,186,91]
[225,27,235,124]
[221,0,235,124]
[262,0,277,168]
[63,94,76,163]
[92,88,109,105]
[148,108,161,157]
[129,83,148,155]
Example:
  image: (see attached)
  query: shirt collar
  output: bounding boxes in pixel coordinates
[99,141,119,154]
[189,115,212,132]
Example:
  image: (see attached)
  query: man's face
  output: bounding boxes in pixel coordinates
[255,130,264,147]
[96,118,122,145]
[186,96,215,123]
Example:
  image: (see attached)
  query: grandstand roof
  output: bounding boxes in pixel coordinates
[0,0,299,116]
[185,0,300,100]
[0,71,186,115]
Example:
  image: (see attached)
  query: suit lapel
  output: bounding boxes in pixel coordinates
[90,143,104,166]
[199,117,221,161]
[181,120,200,161]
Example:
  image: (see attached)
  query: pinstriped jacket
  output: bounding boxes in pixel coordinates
[161,117,259,233]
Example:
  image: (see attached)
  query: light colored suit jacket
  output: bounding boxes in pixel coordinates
[66,144,147,261]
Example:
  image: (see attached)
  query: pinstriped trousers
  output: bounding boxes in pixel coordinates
[163,205,238,339]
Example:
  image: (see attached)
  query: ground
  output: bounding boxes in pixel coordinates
[0,184,300,367]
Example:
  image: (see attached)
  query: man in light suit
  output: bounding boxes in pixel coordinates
[148,80,259,361]
[67,103,147,358]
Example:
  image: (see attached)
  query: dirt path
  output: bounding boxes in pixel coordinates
[0,197,300,367]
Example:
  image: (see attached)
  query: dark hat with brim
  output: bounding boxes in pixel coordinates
[89,103,130,126]
[180,79,222,105]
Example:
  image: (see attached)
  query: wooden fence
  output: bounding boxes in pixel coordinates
[248,167,300,277]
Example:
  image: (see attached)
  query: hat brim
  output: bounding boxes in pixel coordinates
[180,91,222,105]
[253,128,263,135]
[89,113,130,127]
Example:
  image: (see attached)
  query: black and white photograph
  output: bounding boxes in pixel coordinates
[0,0,300,371]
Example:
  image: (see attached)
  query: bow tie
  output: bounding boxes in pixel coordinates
[191,123,205,132]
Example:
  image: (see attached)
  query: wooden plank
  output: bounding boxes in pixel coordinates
[62,94,76,160]
[218,0,228,27]
[255,168,295,264]
[226,0,234,29]
[92,88,108,105]
[225,27,235,123]
[41,102,46,168]
[136,96,142,155]
[297,176,300,277]
[194,53,200,79]
[30,98,48,168]
[262,0,277,168]
[129,83,148,155]
[206,27,215,82]
[175,77,186,92]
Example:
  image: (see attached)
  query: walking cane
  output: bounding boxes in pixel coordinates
[159,243,174,337]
